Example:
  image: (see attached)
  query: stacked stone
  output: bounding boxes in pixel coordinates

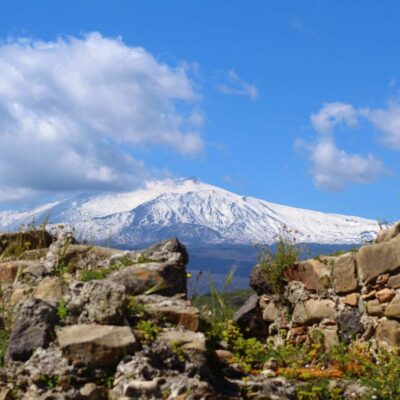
[235,222,400,350]
[0,231,214,400]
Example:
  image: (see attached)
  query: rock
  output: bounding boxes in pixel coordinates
[287,326,307,345]
[9,287,29,307]
[215,349,234,365]
[262,300,281,322]
[34,276,64,304]
[138,238,188,266]
[57,324,137,367]
[159,330,207,369]
[124,379,161,398]
[0,388,13,400]
[138,295,200,331]
[249,264,271,295]
[337,308,364,343]
[0,261,26,282]
[80,383,108,399]
[376,320,400,348]
[343,293,359,307]
[385,295,400,319]
[366,299,384,317]
[285,258,333,291]
[333,253,358,294]
[8,299,58,361]
[309,326,339,350]
[292,299,335,325]
[388,273,400,289]
[108,262,186,297]
[68,280,126,325]
[376,288,395,303]
[376,222,400,243]
[0,230,53,256]
[233,294,268,336]
[357,236,400,283]
[376,273,390,285]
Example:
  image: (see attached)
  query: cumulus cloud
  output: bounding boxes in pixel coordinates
[217,69,258,100]
[0,32,203,202]
[304,102,385,191]
[309,138,384,191]
[311,102,358,134]
[363,102,400,150]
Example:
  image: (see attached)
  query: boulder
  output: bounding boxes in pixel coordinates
[337,308,364,343]
[332,253,358,294]
[262,300,282,323]
[357,236,400,283]
[343,293,359,307]
[385,295,400,319]
[376,288,395,303]
[0,230,53,256]
[68,280,126,325]
[376,320,400,348]
[108,262,186,297]
[34,276,64,305]
[285,258,333,291]
[309,326,339,350]
[137,238,188,266]
[376,222,400,243]
[0,261,27,282]
[124,379,161,398]
[138,295,200,331]
[159,329,206,366]
[233,294,268,336]
[366,300,384,317]
[57,324,137,367]
[8,299,58,361]
[249,264,271,295]
[388,273,400,289]
[292,299,335,325]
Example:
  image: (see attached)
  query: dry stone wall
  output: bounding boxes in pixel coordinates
[235,222,400,351]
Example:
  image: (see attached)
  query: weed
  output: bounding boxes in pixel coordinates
[57,298,69,321]
[171,340,186,362]
[259,236,300,298]
[137,320,159,342]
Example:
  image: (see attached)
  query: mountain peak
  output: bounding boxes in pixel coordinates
[0,178,380,246]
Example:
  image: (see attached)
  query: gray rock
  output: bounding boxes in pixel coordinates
[8,299,58,361]
[57,324,137,367]
[138,237,188,266]
[68,280,126,325]
[376,319,400,348]
[338,308,364,343]
[249,264,271,295]
[108,262,186,297]
[233,294,268,337]
[292,299,335,325]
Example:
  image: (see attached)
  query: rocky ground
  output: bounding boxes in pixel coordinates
[0,224,400,399]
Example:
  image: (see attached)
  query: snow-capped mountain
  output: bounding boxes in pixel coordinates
[0,178,381,246]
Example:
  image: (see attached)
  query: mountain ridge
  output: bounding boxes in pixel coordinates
[0,178,381,246]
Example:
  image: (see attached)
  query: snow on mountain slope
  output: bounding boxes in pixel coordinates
[0,178,381,245]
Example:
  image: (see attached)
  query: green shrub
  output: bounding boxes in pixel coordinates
[259,236,300,298]
[57,298,69,321]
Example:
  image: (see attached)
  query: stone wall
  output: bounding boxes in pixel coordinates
[235,222,400,351]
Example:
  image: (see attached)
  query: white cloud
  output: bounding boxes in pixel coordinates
[217,69,258,100]
[304,102,385,191]
[0,32,203,202]
[311,102,358,134]
[309,138,384,191]
[363,102,400,150]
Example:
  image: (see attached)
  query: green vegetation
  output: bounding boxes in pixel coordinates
[57,298,69,321]
[259,236,300,298]
[136,320,159,342]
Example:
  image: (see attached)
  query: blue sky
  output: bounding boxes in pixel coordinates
[0,0,399,221]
